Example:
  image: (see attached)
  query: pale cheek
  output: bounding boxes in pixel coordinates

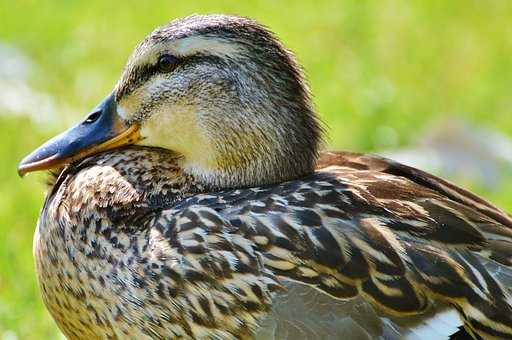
[117,105,130,120]
[118,90,146,119]
[138,106,216,167]
[140,111,186,147]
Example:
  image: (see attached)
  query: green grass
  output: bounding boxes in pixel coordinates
[1,1,512,338]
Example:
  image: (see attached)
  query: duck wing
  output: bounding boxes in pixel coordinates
[165,151,512,339]
[317,151,512,231]
[317,150,512,268]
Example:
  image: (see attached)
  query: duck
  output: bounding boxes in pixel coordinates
[18,14,512,340]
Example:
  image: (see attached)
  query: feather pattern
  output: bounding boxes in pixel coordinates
[34,147,512,339]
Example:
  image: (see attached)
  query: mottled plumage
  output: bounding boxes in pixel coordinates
[21,14,512,340]
[34,148,512,339]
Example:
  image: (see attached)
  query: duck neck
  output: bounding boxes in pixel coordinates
[182,146,319,189]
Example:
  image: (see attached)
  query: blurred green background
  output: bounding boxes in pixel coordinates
[1,0,512,338]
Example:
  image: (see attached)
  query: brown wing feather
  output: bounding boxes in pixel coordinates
[176,152,512,339]
[318,151,512,268]
[167,151,512,338]
[318,151,512,228]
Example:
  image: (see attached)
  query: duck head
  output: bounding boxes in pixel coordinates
[18,15,323,188]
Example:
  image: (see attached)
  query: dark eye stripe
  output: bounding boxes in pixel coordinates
[116,63,162,100]
[115,54,207,100]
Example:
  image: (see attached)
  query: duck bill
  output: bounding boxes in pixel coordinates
[17,93,141,177]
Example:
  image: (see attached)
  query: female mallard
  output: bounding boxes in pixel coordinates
[19,15,512,339]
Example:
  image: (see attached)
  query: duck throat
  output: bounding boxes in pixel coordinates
[182,139,319,189]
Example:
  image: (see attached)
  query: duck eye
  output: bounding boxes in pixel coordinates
[158,54,178,73]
